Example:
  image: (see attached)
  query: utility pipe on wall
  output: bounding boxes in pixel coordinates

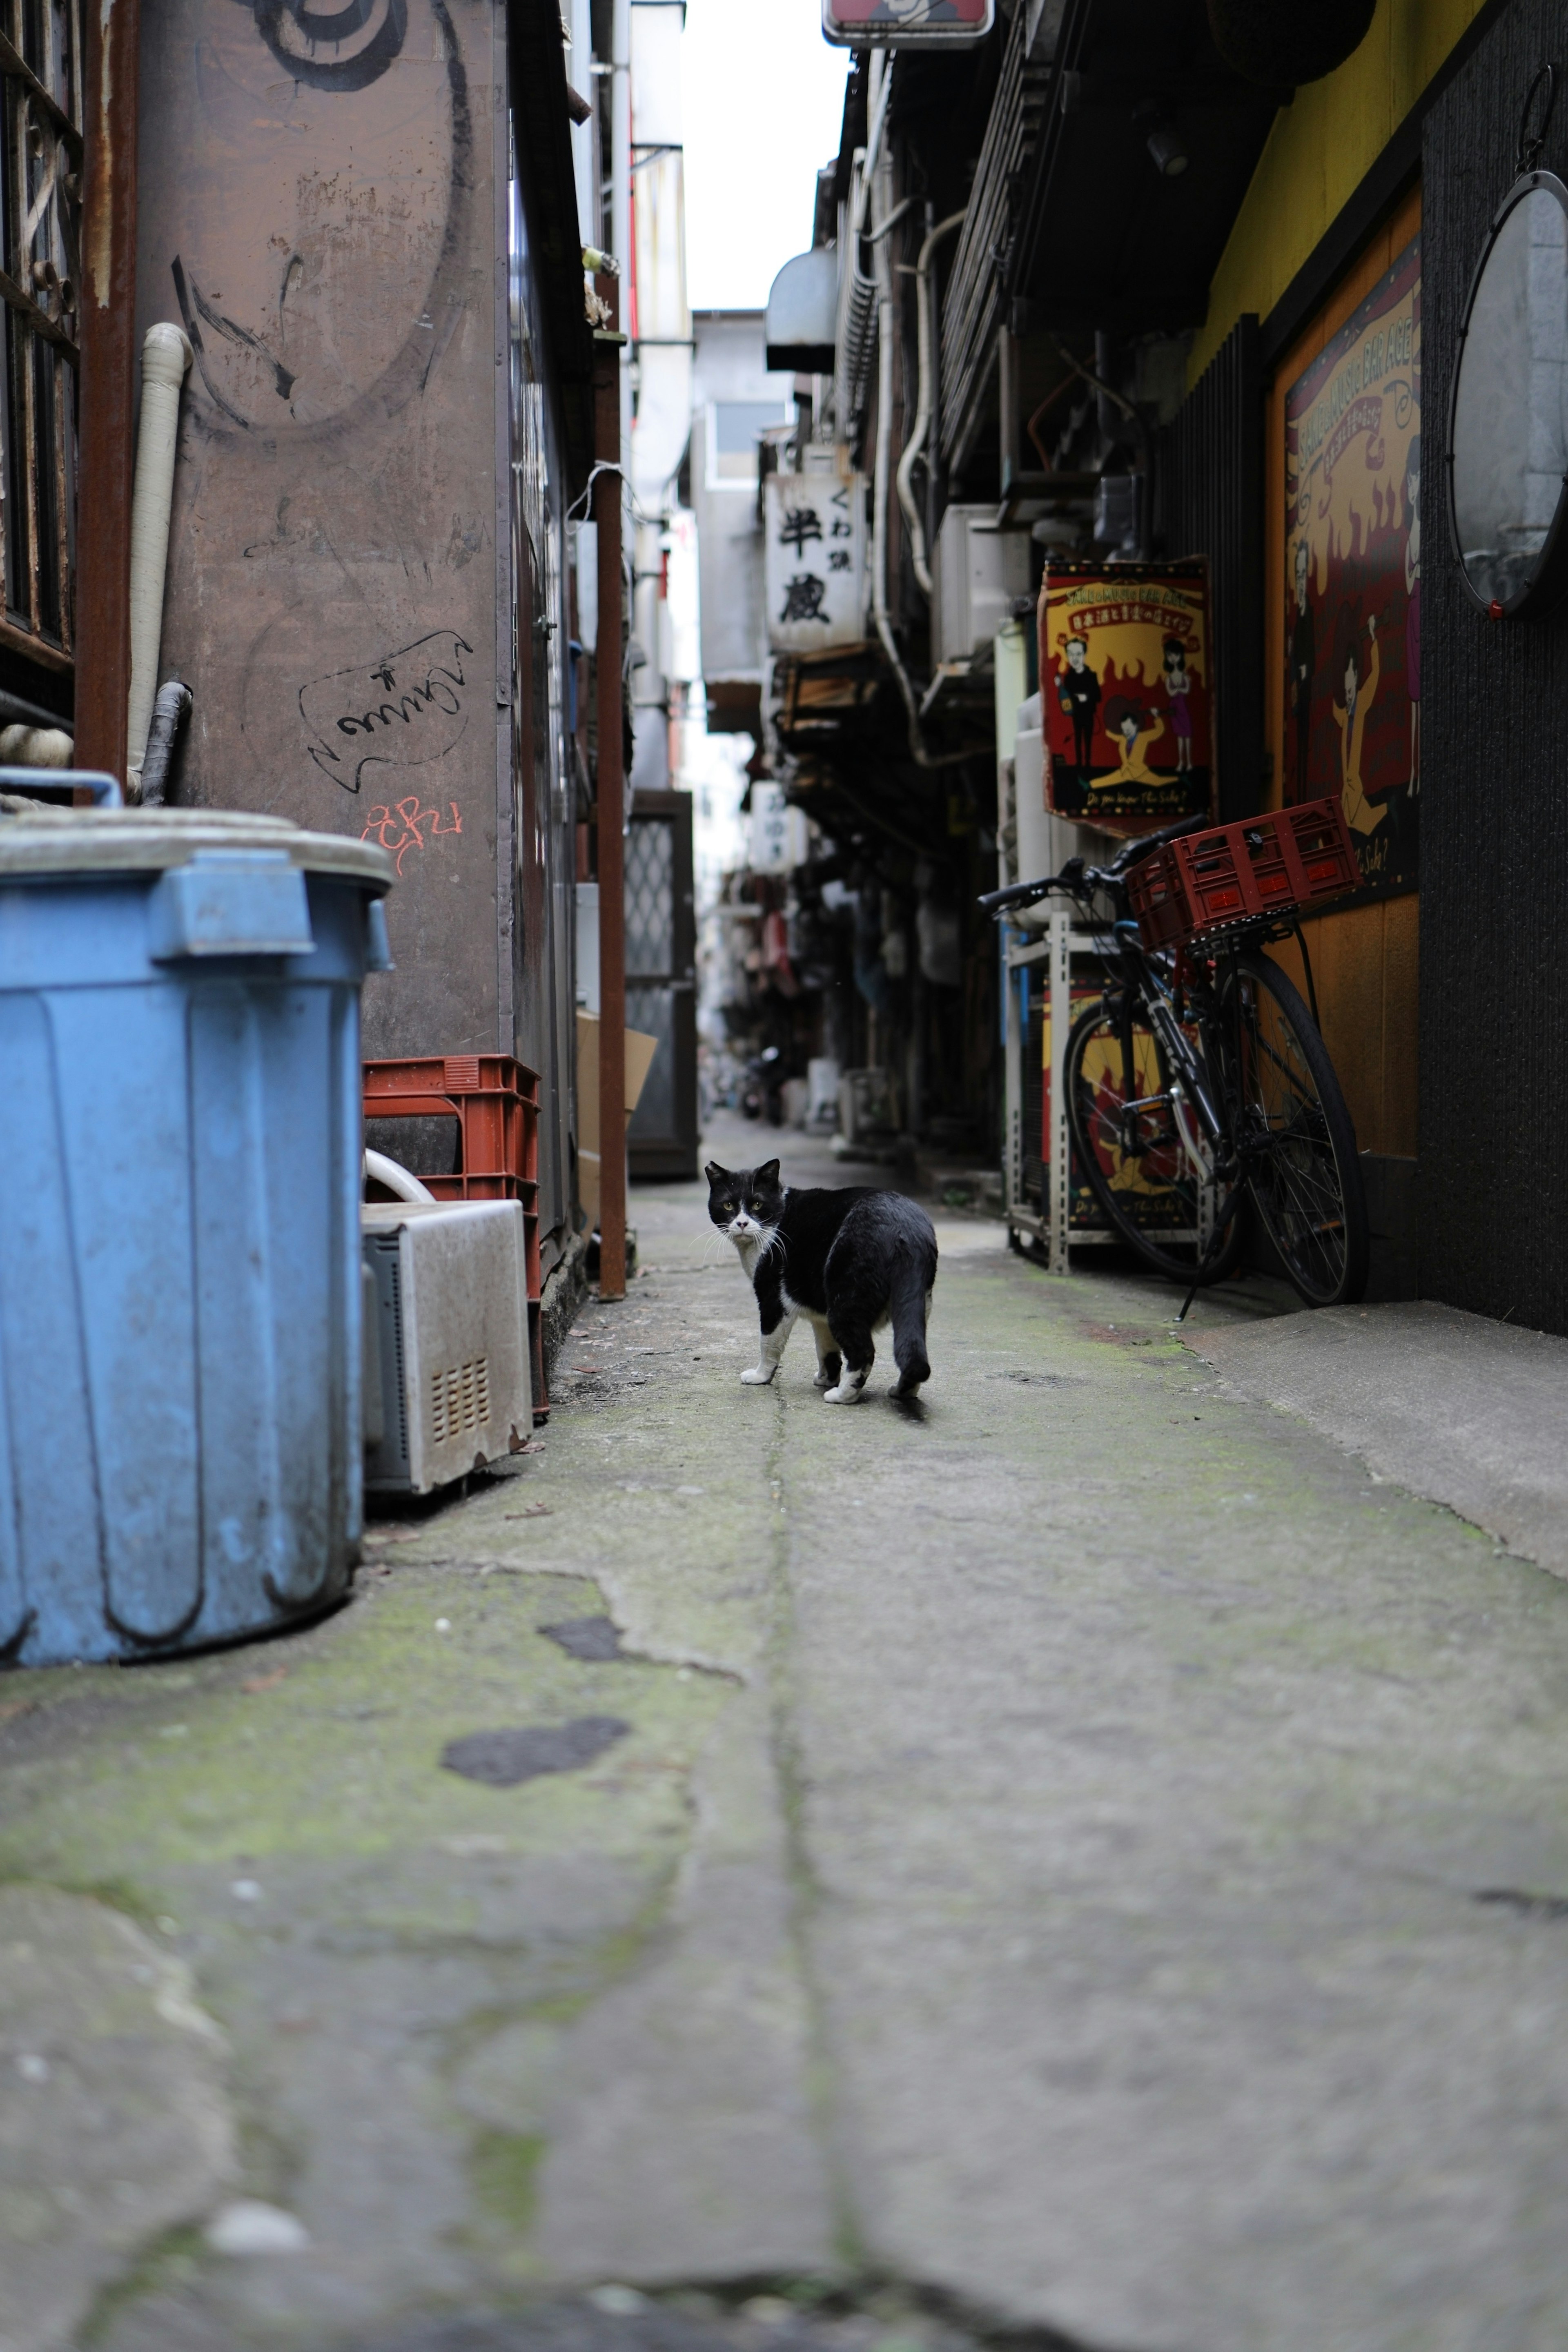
[895,209,964,597]
[868,134,977,773]
[124,321,192,796]
[593,273,628,1301]
[610,0,632,460]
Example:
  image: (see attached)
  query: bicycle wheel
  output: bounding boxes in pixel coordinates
[1064,998,1243,1286]
[1219,949,1368,1308]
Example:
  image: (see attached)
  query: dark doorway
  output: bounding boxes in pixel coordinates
[626,789,698,1179]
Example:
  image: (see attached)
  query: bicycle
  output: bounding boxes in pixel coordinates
[978,811,1370,1311]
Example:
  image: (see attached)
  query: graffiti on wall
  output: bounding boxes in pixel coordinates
[300,629,472,791]
[1284,235,1420,901]
[171,0,472,439]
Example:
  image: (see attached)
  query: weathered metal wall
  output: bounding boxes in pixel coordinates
[1423,0,1568,1332]
[137,0,507,1061]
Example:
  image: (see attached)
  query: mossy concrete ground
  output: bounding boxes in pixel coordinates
[4,1117,1568,2352]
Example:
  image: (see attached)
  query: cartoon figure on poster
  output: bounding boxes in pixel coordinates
[1284,236,1420,900]
[1039,561,1212,830]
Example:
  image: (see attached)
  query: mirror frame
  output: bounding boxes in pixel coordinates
[1446,169,1568,621]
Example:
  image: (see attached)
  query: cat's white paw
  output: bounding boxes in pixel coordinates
[739,1366,776,1385]
[822,1379,865,1405]
[812,1370,836,1389]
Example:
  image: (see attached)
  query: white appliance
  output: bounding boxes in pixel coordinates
[362,1200,532,1495]
[933,505,1031,664]
[1011,692,1108,928]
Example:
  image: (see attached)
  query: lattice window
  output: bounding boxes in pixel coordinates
[624,818,674,978]
[0,0,80,669]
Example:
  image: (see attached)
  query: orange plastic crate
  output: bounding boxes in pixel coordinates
[363,1054,547,1420]
[1127,797,1360,951]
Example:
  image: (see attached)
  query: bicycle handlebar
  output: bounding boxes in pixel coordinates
[976,876,1056,915]
[979,813,1217,922]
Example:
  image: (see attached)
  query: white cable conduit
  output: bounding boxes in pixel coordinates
[364,1149,437,1204]
[125,322,193,796]
[896,210,967,597]
[868,142,977,773]
[859,53,894,220]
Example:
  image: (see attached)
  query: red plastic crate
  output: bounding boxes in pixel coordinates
[363,1054,547,1421]
[1127,797,1360,951]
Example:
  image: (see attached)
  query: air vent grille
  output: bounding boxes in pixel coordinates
[430,1356,490,1445]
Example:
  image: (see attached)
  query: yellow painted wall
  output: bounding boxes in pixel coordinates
[1190,0,1486,381]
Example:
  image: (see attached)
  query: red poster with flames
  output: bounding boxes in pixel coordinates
[1039,560,1213,833]
[1283,235,1419,902]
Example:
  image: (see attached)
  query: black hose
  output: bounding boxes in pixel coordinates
[140,679,192,806]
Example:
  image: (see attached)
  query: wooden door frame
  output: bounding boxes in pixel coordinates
[75,0,140,780]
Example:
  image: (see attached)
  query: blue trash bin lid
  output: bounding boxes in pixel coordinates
[0,803,395,891]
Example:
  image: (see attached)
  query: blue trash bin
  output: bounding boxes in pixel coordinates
[0,802,395,1666]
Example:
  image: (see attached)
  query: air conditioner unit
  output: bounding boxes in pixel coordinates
[933,505,1031,666]
[362,1201,532,1495]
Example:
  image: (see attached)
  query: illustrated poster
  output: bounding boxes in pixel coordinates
[1284,235,1420,900]
[1040,561,1212,833]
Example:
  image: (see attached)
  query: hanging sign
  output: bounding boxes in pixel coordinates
[822,0,993,46]
[764,472,866,655]
[1039,559,1213,831]
[1284,235,1420,903]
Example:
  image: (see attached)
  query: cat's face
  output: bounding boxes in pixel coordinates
[705,1159,784,1247]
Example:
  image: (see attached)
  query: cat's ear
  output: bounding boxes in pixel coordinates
[704,1161,730,1186]
[756,1160,781,1187]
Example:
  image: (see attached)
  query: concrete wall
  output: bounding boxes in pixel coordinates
[1422,0,1568,1330]
[690,312,792,691]
[137,0,510,1063]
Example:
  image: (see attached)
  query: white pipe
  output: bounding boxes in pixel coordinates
[860,52,893,221]
[896,211,966,597]
[869,150,971,772]
[364,1149,437,1204]
[125,323,193,794]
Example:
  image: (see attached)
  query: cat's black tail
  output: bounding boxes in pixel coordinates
[889,1239,935,1394]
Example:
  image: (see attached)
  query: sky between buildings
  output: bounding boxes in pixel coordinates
[683,0,851,313]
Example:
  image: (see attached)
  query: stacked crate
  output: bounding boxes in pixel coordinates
[363,1056,546,1420]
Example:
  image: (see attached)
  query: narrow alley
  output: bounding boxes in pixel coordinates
[4,1,1568,2345]
[9,1121,1568,2352]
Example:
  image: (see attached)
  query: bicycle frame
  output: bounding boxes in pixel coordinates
[980,824,1367,1310]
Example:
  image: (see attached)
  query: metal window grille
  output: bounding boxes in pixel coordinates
[0,0,80,668]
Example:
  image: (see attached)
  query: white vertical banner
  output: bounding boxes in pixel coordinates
[764,472,866,653]
[750,779,808,873]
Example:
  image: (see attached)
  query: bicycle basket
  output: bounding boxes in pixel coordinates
[1126,797,1361,951]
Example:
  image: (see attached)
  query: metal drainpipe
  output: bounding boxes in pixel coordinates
[610,0,632,460]
[593,273,628,1302]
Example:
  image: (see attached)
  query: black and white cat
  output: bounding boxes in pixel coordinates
[706,1158,938,1403]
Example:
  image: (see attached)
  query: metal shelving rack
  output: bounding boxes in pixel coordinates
[1001,910,1120,1272]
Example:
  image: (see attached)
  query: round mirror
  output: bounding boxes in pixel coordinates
[1449,173,1568,616]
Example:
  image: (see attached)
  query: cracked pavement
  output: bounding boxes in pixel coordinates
[4,1120,1568,2352]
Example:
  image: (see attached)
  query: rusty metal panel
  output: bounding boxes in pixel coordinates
[136,0,506,1060]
